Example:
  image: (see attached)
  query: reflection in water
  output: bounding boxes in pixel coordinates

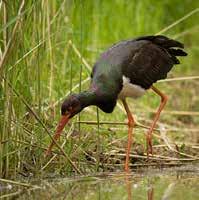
[161,182,176,200]
[125,176,132,200]
[147,184,154,200]
[1,167,199,199]
[125,175,154,200]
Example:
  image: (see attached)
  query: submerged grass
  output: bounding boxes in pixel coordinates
[0,0,198,179]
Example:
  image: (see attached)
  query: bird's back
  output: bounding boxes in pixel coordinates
[91,35,187,88]
[90,39,146,98]
[90,35,187,111]
[121,35,187,89]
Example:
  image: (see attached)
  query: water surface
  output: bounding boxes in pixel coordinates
[1,165,199,199]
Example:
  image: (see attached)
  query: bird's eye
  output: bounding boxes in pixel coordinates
[68,106,73,111]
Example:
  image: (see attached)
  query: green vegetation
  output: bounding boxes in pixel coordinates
[0,0,198,178]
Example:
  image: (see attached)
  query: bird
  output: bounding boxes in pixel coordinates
[46,35,187,172]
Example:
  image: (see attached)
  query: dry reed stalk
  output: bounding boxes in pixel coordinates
[0,178,39,188]
[105,126,199,133]
[100,162,188,167]
[104,152,198,161]
[158,76,199,83]
[75,120,159,131]
[0,191,23,199]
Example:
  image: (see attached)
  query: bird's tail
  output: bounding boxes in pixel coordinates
[136,35,187,64]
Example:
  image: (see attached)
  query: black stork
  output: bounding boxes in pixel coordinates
[46,35,187,172]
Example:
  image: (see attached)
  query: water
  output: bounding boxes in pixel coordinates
[1,165,199,199]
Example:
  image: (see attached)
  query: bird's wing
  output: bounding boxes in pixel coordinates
[123,36,187,89]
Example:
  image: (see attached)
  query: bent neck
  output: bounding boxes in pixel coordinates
[77,90,98,109]
[77,90,116,113]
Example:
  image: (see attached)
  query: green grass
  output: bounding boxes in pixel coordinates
[0,0,198,178]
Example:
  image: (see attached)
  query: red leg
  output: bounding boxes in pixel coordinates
[146,86,168,157]
[122,99,135,172]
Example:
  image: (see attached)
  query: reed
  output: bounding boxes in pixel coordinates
[0,0,198,178]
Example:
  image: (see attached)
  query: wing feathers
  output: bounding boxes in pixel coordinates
[136,35,187,63]
[136,35,184,48]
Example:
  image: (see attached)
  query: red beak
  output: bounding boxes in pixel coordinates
[45,114,70,156]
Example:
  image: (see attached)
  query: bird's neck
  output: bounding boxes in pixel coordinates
[77,90,98,109]
[77,90,116,113]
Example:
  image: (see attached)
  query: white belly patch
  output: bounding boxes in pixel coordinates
[118,76,146,99]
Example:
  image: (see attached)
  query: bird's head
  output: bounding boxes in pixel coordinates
[45,92,94,155]
[55,94,83,136]
[61,94,82,118]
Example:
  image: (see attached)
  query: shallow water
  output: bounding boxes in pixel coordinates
[1,165,199,199]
